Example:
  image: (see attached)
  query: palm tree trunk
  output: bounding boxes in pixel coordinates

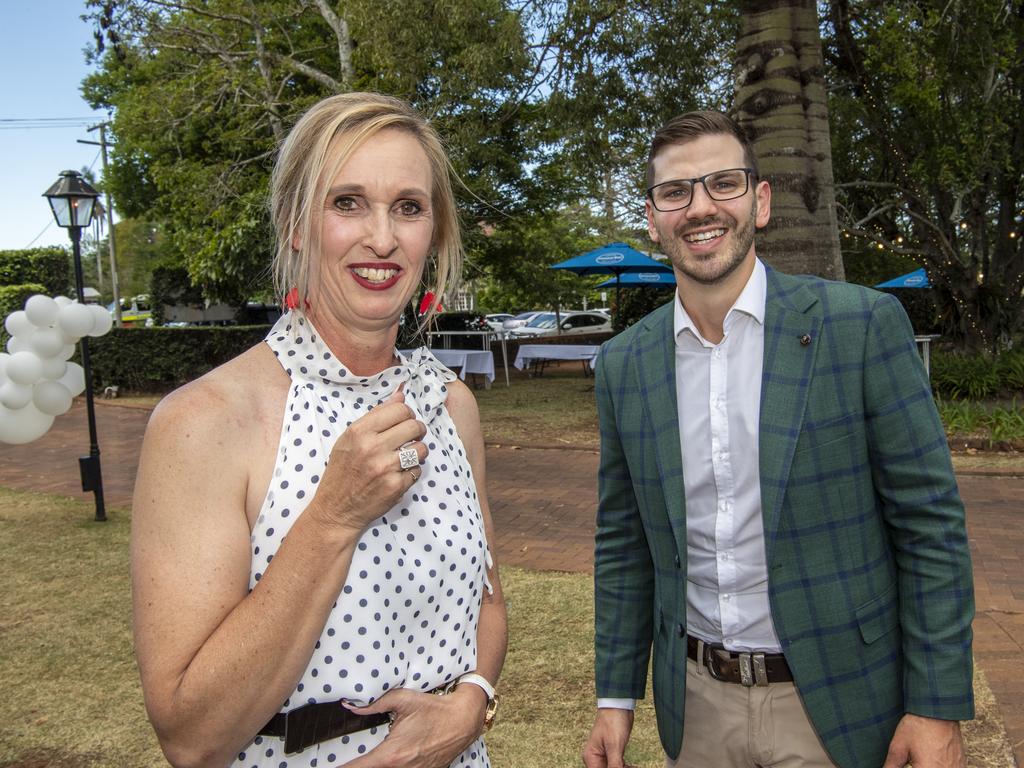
[734,0,844,280]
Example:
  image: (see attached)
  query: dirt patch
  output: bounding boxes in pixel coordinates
[0,749,97,768]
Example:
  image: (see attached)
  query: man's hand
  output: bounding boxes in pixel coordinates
[882,714,966,768]
[341,685,487,768]
[582,708,635,768]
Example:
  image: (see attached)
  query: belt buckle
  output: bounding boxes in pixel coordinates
[704,647,731,682]
[738,653,754,686]
[752,652,769,687]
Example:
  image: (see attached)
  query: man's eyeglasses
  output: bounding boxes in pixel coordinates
[646,168,755,212]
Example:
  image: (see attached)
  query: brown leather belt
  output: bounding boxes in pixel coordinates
[686,635,793,686]
[259,701,390,755]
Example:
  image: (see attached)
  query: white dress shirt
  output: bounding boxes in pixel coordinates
[598,259,780,711]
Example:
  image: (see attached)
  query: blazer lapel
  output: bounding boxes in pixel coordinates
[634,303,687,543]
[759,268,821,562]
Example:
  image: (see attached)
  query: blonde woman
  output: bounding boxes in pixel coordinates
[132,92,506,768]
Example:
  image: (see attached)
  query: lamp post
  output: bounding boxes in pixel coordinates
[42,170,106,522]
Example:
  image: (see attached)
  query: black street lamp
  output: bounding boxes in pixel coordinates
[42,170,106,522]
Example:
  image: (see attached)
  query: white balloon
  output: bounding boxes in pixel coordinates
[0,402,55,445]
[57,302,95,339]
[88,304,114,336]
[59,362,86,397]
[29,327,65,358]
[39,357,67,380]
[54,296,73,307]
[0,380,33,410]
[58,343,76,361]
[4,310,35,338]
[5,351,43,385]
[0,352,8,379]
[25,294,59,327]
[7,335,29,354]
[33,379,73,415]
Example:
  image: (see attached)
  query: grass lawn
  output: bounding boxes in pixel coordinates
[0,487,1015,767]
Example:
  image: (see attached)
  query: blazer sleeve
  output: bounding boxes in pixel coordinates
[863,293,975,720]
[593,344,656,700]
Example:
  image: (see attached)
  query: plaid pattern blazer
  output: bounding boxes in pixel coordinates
[593,267,974,767]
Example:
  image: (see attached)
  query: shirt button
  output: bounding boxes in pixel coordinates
[677,624,686,638]
[722,594,731,601]
[674,554,681,568]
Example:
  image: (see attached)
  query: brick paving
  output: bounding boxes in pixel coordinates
[0,400,1021,764]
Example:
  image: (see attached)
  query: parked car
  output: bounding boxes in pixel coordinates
[509,311,612,338]
[484,313,514,332]
[502,311,546,331]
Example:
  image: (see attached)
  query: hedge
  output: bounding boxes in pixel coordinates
[0,248,72,297]
[88,325,271,392]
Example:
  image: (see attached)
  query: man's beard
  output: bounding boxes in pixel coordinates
[661,197,757,286]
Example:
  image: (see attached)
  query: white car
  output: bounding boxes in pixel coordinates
[502,311,546,331]
[484,313,514,332]
[509,311,612,338]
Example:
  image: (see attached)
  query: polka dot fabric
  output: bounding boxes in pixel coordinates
[231,312,492,767]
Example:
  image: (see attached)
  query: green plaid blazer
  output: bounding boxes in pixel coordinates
[593,267,974,767]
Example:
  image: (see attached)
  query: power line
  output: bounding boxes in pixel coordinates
[22,149,103,249]
[0,117,104,130]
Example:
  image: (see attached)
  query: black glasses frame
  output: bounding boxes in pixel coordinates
[646,167,756,212]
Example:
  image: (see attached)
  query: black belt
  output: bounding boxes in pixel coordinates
[259,701,390,755]
[686,635,793,686]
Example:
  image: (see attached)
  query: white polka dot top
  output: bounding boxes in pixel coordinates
[232,312,492,767]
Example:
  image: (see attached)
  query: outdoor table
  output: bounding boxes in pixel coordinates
[513,343,600,376]
[402,348,497,388]
[914,334,940,378]
[426,330,510,387]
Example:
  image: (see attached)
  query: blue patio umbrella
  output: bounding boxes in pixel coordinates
[596,271,676,289]
[551,242,672,321]
[875,268,930,288]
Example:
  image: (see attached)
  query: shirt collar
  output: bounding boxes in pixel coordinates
[673,258,767,344]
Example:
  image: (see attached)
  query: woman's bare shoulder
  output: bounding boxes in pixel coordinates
[145,342,287,450]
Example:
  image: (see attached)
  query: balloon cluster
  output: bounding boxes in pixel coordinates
[0,294,113,445]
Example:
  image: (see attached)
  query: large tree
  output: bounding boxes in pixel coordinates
[83,0,533,303]
[733,0,845,280]
[825,0,1024,350]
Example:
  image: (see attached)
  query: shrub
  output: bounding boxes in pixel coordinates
[930,351,1003,400]
[88,325,271,392]
[0,248,72,296]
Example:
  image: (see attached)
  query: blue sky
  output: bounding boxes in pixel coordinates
[1,1,109,251]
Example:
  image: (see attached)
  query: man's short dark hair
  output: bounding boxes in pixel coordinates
[646,110,759,187]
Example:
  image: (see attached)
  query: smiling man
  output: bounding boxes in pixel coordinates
[582,111,975,768]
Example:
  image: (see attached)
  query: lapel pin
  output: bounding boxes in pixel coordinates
[799,334,812,346]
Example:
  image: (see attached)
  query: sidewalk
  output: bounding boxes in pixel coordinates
[1,400,1021,765]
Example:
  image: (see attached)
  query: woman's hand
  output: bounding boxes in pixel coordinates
[307,386,427,534]
[341,686,488,768]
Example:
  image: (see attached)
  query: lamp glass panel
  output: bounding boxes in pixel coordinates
[72,197,97,227]
[47,197,73,228]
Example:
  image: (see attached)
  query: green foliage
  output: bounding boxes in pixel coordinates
[930,348,1024,401]
[148,264,206,325]
[935,399,1024,446]
[0,248,72,296]
[613,286,673,332]
[88,325,270,392]
[825,0,1024,349]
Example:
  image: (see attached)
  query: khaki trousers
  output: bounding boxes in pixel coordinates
[666,658,838,768]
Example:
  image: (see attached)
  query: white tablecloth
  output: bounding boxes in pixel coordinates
[513,344,600,370]
[402,348,496,384]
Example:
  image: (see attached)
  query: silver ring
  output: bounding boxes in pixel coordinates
[398,446,419,471]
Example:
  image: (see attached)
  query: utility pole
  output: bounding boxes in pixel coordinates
[79,123,123,327]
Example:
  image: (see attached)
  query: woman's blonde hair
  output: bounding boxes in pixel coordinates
[270,92,462,320]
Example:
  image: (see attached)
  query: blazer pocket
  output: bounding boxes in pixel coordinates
[855,582,899,644]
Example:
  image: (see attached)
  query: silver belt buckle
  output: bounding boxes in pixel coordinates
[738,653,753,686]
[752,652,769,686]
